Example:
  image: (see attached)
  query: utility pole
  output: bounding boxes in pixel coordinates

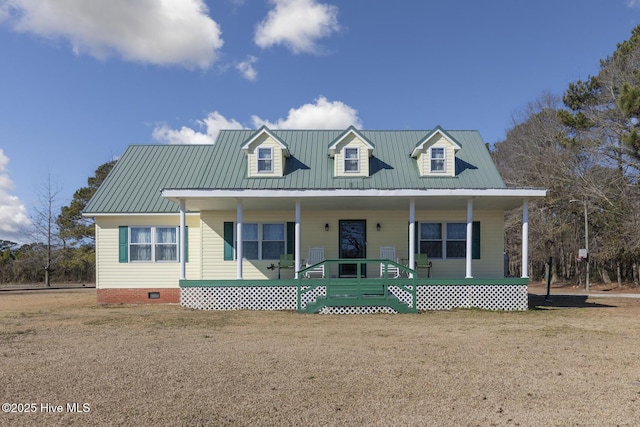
[583,200,589,293]
[571,199,589,292]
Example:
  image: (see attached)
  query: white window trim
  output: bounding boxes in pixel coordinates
[419,222,466,259]
[344,147,360,173]
[430,147,446,173]
[129,226,179,263]
[257,147,274,173]
[235,222,286,260]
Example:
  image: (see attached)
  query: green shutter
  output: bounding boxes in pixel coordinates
[185,226,189,262]
[118,226,128,263]
[414,221,419,254]
[472,221,481,259]
[286,222,295,255]
[223,222,234,260]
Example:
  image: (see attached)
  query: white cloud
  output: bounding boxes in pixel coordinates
[255,0,339,54]
[236,55,258,81]
[0,149,31,243]
[153,112,245,144]
[627,0,640,8]
[0,5,8,22]
[251,96,361,129]
[153,97,361,145]
[0,0,223,69]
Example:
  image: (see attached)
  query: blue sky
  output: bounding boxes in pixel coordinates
[0,0,639,243]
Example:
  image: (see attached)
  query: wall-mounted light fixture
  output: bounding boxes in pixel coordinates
[376,223,381,231]
[325,223,330,231]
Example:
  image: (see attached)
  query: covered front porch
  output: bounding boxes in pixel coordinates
[166,190,540,279]
[166,189,540,312]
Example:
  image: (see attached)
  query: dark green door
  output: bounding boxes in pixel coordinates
[339,220,366,277]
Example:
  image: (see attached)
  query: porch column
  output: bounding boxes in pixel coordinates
[521,199,529,278]
[295,200,301,279]
[409,198,415,279]
[236,200,243,279]
[179,199,186,280]
[465,198,473,279]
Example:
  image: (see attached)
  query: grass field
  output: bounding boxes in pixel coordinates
[1,289,639,426]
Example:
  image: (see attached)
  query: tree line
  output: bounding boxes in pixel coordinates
[494,25,640,286]
[0,161,115,285]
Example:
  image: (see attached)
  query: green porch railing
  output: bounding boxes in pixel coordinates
[297,259,418,313]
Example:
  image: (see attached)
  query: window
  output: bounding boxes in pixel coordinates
[344,147,359,172]
[130,226,177,262]
[419,222,466,259]
[257,147,273,172]
[262,223,285,259]
[420,223,442,258]
[430,147,445,172]
[240,223,285,260]
[130,227,152,261]
[446,223,466,258]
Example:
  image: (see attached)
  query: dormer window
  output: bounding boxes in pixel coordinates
[242,127,289,177]
[344,147,359,172]
[411,126,461,177]
[257,147,273,173]
[430,147,445,172]
[328,126,374,177]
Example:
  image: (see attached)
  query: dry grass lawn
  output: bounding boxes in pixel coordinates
[1,289,640,426]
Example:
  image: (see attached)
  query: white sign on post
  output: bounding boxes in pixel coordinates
[578,249,588,259]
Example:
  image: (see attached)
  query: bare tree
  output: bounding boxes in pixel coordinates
[492,93,584,282]
[29,174,62,287]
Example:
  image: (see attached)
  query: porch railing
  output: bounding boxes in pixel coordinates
[297,258,418,312]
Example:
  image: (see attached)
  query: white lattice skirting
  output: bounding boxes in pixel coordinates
[180,284,528,312]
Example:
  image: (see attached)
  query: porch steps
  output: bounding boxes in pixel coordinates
[302,294,414,314]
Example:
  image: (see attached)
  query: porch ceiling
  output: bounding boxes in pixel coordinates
[165,191,543,212]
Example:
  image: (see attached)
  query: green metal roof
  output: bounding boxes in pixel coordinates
[85,129,506,214]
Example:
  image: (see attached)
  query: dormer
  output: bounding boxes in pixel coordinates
[411,126,461,177]
[328,126,375,177]
[242,126,290,177]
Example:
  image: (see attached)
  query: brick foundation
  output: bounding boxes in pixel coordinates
[97,288,180,304]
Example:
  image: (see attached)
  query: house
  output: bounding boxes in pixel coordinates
[83,126,545,313]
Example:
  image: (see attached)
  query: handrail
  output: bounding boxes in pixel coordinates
[297,258,417,312]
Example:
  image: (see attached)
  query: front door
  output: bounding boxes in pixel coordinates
[339,220,366,277]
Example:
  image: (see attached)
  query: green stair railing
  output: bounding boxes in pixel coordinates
[297,259,417,313]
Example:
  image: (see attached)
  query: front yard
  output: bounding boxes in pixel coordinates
[1,289,639,426]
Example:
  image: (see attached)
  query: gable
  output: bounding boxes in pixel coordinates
[242,127,290,177]
[411,127,462,177]
[328,126,375,177]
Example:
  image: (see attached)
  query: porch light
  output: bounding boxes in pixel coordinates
[325,223,329,231]
[376,223,381,231]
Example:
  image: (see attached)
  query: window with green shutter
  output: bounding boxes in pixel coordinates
[118,226,187,263]
[223,222,291,260]
[417,221,481,259]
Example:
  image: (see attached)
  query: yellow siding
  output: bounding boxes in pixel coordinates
[95,215,201,289]
[198,209,504,280]
[333,135,370,177]
[95,210,504,285]
[246,135,284,177]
